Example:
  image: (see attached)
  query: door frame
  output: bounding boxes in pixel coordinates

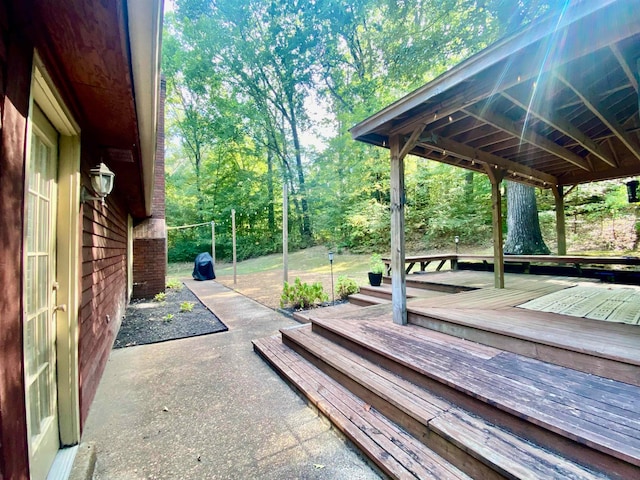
[27,53,82,451]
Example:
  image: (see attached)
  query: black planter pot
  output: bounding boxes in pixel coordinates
[368,272,383,286]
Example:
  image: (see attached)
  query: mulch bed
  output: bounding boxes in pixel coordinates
[114,283,228,348]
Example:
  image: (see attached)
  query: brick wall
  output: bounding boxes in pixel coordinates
[132,76,166,299]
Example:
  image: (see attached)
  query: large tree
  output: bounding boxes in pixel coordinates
[504,182,550,255]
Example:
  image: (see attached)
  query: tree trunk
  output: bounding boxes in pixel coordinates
[504,181,550,255]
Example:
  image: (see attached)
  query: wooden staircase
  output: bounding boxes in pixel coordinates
[254,311,640,479]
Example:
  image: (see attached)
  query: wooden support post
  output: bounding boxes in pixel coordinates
[390,134,407,325]
[232,209,237,285]
[552,185,567,255]
[485,166,505,288]
[283,183,288,284]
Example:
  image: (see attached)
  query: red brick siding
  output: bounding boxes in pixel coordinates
[133,238,167,297]
[78,177,129,427]
[132,76,166,298]
[0,7,32,477]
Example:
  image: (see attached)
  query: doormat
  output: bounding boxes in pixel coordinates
[518,285,640,325]
[114,283,228,348]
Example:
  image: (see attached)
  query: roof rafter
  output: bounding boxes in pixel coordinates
[610,43,638,93]
[417,133,558,186]
[555,72,640,163]
[501,87,617,167]
[462,103,592,171]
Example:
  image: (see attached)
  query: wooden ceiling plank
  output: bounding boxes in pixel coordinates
[502,89,617,167]
[463,103,591,171]
[417,133,557,185]
[610,43,638,92]
[556,72,640,163]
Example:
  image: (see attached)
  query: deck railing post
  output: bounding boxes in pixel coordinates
[390,134,407,325]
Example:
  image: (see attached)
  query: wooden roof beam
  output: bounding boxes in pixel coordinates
[501,88,617,167]
[417,133,557,186]
[610,43,638,93]
[400,124,427,160]
[462,103,592,171]
[555,72,640,163]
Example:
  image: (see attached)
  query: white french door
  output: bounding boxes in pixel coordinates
[24,104,60,480]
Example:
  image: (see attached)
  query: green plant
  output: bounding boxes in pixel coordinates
[180,301,195,312]
[154,292,167,302]
[166,279,183,291]
[280,277,328,310]
[163,313,174,322]
[369,254,385,274]
[336,276,359,300]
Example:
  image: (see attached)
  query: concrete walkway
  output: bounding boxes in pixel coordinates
[81,280,380,479]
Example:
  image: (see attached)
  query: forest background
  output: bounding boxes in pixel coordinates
[163,0,640,264]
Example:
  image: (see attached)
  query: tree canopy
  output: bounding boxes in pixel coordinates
[163,0,638,262]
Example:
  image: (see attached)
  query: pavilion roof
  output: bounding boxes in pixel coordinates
[350,0,640,189]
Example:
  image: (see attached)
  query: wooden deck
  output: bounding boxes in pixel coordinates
[255,270,640,479]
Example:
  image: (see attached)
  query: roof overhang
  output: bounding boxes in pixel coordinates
[351,0,640,189]
[128,0,164,217]
[13,0,163,218]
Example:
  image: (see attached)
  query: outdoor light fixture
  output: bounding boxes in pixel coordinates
[81,162,115,206]
[328,251,335,305]
[454,235,459,254]
[626,180,639,203]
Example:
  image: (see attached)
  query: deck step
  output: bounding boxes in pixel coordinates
[358,284,447,301]
[348,293,390,307]
[282,325,611,480]
[292,302,363,323]
[407,306,640,386]
[309,317,640,479]
[383,275,477,293]
[252,335,472,480]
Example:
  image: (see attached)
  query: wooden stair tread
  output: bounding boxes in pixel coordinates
[408,306,640,365]
[252,336,472,480]
[293,302,362,323]
[281,326,609,480]
[348,293,390,306]
[312,317,640,467]
[359,284,448,300]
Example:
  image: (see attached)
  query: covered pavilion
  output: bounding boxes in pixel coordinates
[350,0,640,325]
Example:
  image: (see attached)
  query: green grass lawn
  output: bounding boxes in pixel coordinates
[167,246,373,283]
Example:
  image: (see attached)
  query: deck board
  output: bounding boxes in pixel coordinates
[408,307,640,365]
[311,317,640,467]
[254,336,472,480]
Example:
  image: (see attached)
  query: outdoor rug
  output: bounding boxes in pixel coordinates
[518,284,640,325]
[114,282,228,348]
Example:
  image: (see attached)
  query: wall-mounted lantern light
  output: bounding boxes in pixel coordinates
[81,162,115,206]
[454,235,459,254]
[626,180,639,203]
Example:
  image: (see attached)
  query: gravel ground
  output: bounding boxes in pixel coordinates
[114,282,227,348]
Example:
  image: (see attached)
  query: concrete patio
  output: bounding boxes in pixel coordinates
[80,280,380,479]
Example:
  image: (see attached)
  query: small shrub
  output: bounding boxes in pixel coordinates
[369,253,385,274]
[154,292,167,302]
[163,313,174,322]
[166,279,183,291]
[280,277,328,310]
[180,301,195,313]
[336,276,359,300]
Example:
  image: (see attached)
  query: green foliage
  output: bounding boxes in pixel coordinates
[166,279,183,290]
[369,254,385,274]
[154,292,167,302]
[163,313,175,322]
[335,276,359,300]
[280,277,329,310]
[164,0,592,259]
[180,301,195,312]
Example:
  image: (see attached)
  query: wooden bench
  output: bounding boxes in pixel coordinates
[382,254,640,276]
